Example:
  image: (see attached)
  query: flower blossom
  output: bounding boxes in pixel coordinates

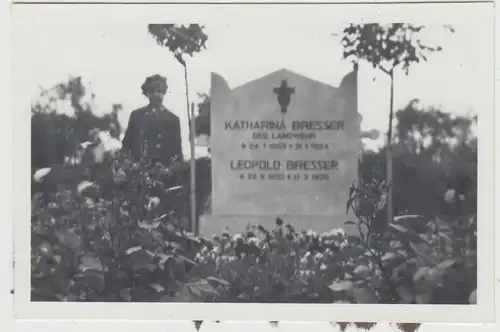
[306,230,317,237]
[146,196,160,211]
[77,181,94,194]
[247,237,259,246]
[314,252,324,263]
[33,168,51,183]
[330,228,346,238]
[444,188,456,204]
[300,252,312,265]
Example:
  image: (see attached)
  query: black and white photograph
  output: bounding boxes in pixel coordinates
[11,1,495,323]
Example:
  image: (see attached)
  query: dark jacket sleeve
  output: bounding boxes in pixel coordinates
[122,110,136,154]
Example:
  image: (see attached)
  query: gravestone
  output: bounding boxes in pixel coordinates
[199,68,361,236]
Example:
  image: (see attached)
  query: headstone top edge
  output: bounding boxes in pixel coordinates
[210,72,231,92]
[339,68,358,90]
[224,68,358,94]
[231,68,336,91]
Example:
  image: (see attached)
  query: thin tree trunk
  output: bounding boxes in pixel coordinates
[386,70,394,225]
[183,65,197,234]
[189,102,197,235]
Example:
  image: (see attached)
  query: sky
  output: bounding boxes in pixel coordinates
[22,19,489,157]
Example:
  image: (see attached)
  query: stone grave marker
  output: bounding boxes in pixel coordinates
[200,68,362,236]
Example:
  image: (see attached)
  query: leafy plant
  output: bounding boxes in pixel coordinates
[148,24,208,66]
[340,23,453,226]
[188,176,476,305]
[31,146,203,302]
[147,24,209,233]
[191,222,354,303]
[343,179,476,304]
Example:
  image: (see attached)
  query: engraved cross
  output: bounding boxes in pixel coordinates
[273,80,295,114]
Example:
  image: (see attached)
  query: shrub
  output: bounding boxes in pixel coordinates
[191,180,477,304]
[190,223,355,303]
[31,149,203,302]
[344,180,477,304]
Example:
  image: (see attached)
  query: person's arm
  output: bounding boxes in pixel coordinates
[121,111,136,154]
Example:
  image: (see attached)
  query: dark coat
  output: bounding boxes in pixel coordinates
[122,105,183,165]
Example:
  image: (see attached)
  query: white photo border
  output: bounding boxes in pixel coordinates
[10,1,496,323]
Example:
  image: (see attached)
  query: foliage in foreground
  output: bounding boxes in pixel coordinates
[31,149,206,302]
[32,146,476,304]
[191,181,476,304]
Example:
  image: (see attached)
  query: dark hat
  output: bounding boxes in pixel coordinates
[141,74,168,95]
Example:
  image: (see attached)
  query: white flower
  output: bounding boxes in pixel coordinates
[213,246,221,254]
[146,196,160,210]
[77,181,94,194]
[80,141,92,149]
[314,252,324,262]
[84,197,95,208]
[232,233,243,242]
[306,230,317,237]
[247,237,259,245]
[330,228,346,237]
[98,131,122,152]
[340,239,349,248]
[320,263,327,271]
[33,168,51,182]
[444,189,456,204]
[300,252,312,265]
[92,142,106,163]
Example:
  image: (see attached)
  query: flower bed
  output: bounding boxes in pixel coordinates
[31,150,477,304]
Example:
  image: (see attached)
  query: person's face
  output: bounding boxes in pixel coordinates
[147,84,167,105]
